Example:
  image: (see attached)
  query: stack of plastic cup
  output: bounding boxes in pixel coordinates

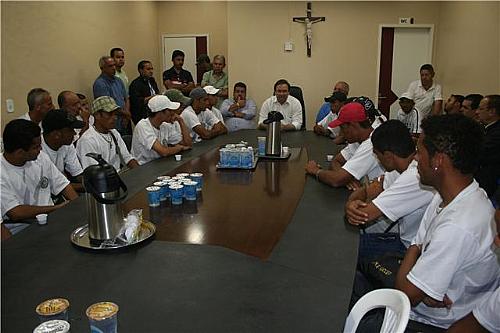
[189,173,203,192]
[146,186,161,207]
[86,302,119,333]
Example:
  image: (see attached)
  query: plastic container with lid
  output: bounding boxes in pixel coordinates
[36,298,70,323]
[86,302,119,333]
[33,319,70,333]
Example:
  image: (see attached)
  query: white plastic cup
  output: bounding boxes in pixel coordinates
[36,214,48,225]
[327,154,334,162]
[282,146,290,155]
[175,154,182,161]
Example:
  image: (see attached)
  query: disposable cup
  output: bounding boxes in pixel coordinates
[86,302,119,333]
[146,186,161,207]
[36,298,69,323]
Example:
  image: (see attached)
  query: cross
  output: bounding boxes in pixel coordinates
[293,2,325,57]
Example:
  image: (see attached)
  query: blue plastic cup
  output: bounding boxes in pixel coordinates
[190,173,203,192]
[257,136,266,156]
[36,298,70,323]
[184,181,197,201]
[86,302,118,333]
[169,184,184,205]
[153,182,167,201]
[146,186,161,207]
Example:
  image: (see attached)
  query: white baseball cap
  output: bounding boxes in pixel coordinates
[148,95,180,112]
[203,85,220,95]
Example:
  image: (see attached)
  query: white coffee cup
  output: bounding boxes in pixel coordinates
[175,154,182,161]
[282,146,289,154]
[36,214,48,225]
[327,154,334,162]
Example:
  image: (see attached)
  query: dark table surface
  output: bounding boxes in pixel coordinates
[2,130,358,332]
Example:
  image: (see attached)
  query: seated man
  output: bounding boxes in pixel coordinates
[460,93,483,121]
[203,85,225,123]
[58,90,90,139]
[345,120,434,253]
[258,79,302,131]
[76,96,139,172]
[397,93,421,136]
[395,114,499,332]
[162,50,195,96]
[19,88,55,131]
[315,81,350,122]
[475,94,500,198]
[165,88,192,113]
[131,95,191,165]
[181,87,227,143]
[313,91,346,138]
[305,102,384,189]
[444,94,464,115]
[42,109,85,191]
[1,119,78,234]
[220,82,257,132]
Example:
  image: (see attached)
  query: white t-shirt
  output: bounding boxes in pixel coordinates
[258,95,303,130]
[405,80,443,118]
[181,106,220,143]
[397,107,421,134]
[210,107,225,124]
[41,136,83,177]
[131,118,162,165]
[73,115,95,142]
[473,286,500,333]
[318,111,340,138]
[76,126,134,172]
[372,160,435,247]
[341,133,384,181]
[159,121,182,146]
[407,181,499,329]
[1,152,69,221]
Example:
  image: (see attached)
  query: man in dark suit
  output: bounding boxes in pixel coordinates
[129,60,160,125]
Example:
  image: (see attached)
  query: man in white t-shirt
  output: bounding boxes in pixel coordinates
[131,95,191,165]
[394,114,499,331]
[258,79,302,131]
[404,64,443,117]
[76,96,139,172]
[313,91,346,139]
[18,88,55,131]
[203,85,225,124]
[42,109,85,191]
[181,87,227,143]
[345,120,434,251]
[58,90,91,140]
[305,102,384,189]
[1,119,78,235]
[397,93,421,136]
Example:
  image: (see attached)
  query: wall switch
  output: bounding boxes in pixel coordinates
[6,99,15,113]
[284,41,293,52]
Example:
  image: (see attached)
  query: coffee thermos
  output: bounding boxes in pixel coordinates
[83,153,128,242]
[263,111,284,156]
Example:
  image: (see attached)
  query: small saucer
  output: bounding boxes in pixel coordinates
[70,221,156,250]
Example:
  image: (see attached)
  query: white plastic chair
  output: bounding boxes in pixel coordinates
[343,289,410,333]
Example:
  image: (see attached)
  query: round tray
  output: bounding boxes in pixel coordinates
[70,221,156,250]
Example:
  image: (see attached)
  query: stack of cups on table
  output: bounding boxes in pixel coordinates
[219,143,254,168]
[146,172,203,207]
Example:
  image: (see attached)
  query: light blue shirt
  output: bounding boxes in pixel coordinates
[220,98,257,132]
[316,102,331,123]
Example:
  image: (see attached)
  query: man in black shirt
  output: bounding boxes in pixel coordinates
[162,50,195,96]
[129,60,160,125]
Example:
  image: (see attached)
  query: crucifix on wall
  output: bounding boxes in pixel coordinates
[293,2,325,57]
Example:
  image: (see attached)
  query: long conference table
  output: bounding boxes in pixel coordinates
[2,130,358,332]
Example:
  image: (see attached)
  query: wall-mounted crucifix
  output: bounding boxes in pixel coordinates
[293,2,325,57]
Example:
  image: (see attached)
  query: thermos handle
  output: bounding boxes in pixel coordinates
[86,178,128,204]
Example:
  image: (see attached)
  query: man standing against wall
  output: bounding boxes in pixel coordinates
[129,60,160,125]
[163,50,195,97]
[404,64,443,117]
[111,47,129,95]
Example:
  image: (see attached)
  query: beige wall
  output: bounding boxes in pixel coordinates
[1,1,159,126]
[435,2,499,98]
[2,1,499,131]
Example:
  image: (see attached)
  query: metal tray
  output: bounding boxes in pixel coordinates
[257,151,291,160]
[70,221,156,250]
[216,156,259,170]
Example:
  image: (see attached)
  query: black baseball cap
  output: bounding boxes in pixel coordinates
[324,91,347,103]
[42,109,85,133]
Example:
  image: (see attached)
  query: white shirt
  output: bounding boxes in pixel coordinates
[258,95,303,130]
[1,152,69,221]
[408,181,499,329]
[131,118,162,165]
[405,80,443,118]
[159,121,182,146]
[318,111,340,138]
[41,136,83,177]
[73,115,94,142]
[397,107,421,134]
[372,160,435,247]
[473,286,500,333]
[210,106,225,124]
[341,133,384,181]
[18,112,43,132]
[76,126,134,172]
[181,106,220,143]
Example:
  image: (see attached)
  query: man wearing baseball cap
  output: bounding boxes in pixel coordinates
[42,109,85,190]
[305,102,384,189]
[181,87,227,143]
[313,91,347,138]
[315,81,350,123]
[76,96,138,172]
[131,95,191,165]
[203,85,225,124]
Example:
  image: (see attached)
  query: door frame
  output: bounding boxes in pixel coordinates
[161,33,210,72]
[374,24,434,106]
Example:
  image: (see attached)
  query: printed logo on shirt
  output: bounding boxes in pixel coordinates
[39,176,49,189]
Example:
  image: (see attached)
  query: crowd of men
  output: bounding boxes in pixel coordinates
[1,46,499,332]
